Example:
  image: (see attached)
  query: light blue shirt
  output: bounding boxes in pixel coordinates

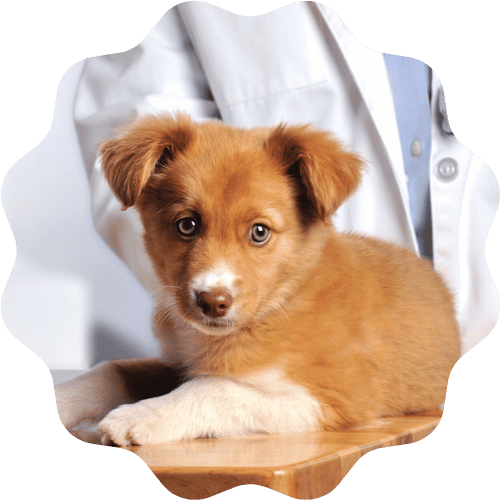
[384,54,433,260]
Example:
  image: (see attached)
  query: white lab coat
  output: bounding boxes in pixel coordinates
[73,1,498,355]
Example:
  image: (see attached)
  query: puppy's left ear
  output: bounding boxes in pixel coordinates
[265,124,365,221]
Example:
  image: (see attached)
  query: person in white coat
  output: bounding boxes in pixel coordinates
[73,1,498,357]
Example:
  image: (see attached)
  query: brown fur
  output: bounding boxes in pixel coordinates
[99,113,460,431]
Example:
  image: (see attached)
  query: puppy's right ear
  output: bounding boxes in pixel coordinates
[99,113,195,210]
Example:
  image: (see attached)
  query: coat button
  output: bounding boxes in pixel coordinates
[436,158,458,182]
[411,140,422,157]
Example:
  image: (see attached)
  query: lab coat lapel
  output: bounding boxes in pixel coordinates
[316,4,412,224]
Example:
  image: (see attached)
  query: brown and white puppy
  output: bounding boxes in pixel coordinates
[55,113,460,446]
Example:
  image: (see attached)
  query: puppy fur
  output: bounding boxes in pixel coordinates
[77,113,459,445]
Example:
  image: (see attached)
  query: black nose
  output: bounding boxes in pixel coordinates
[196,288,233,318]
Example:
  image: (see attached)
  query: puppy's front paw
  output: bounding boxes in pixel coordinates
[98,403,168,446]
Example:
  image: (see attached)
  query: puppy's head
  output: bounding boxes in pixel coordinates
[100,113,364,335]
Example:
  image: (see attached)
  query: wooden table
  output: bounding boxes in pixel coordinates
[111,410,441,499]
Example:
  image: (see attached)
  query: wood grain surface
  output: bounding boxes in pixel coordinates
[118,410,441,499]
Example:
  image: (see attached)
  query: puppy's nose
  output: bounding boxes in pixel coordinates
[196,288,233,318]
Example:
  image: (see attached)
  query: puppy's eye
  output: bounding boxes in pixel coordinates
[250,224,271,245]
[176,217,198,237]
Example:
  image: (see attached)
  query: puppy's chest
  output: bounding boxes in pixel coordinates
[161,323,309,390]
[206,364,316,401]
[237,366,296,392]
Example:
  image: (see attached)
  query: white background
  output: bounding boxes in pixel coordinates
[1,55,159,370]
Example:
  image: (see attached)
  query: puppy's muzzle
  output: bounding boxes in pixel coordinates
[196,288,233,318]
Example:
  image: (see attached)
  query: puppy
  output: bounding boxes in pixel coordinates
[55,113,460,446]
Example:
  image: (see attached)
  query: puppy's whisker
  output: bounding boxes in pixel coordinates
[153,298,183,330]
[149,285,182,300]
[153,202,177,219]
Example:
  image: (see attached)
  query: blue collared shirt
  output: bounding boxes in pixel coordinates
[384,54,433,260]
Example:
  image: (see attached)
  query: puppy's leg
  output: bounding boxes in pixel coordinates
[98,375,322,446]
[55,358,184,430]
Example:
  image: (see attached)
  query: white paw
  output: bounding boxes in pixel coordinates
[97,402,170,446]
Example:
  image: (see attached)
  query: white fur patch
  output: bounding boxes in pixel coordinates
[98,370,322,446]
[190,261,237,294]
